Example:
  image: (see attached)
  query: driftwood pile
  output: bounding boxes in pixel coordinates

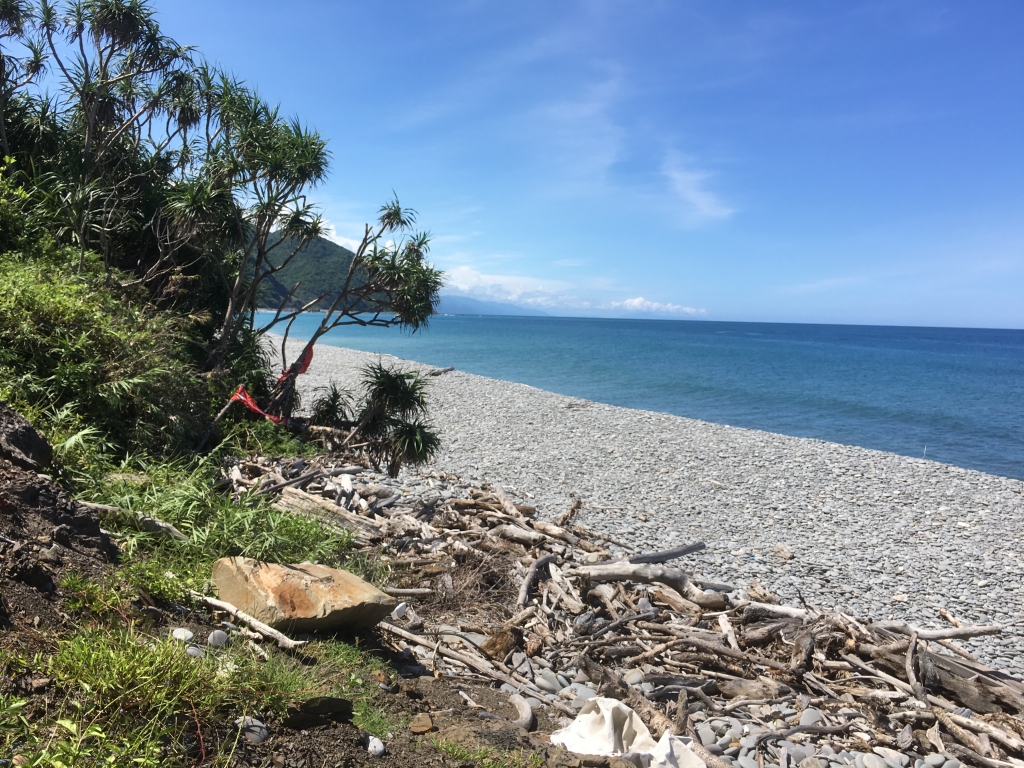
[220,456,1024,768]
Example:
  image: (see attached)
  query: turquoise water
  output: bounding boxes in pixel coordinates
[258,312,1024,480]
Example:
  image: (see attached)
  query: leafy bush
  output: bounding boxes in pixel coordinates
[0,251,211,466]
[92,458,353,601]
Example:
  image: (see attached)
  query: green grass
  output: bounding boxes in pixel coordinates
[0,611,400,765]
[0,251,212,466]
[432,738,547,768]
[82,456,355,602]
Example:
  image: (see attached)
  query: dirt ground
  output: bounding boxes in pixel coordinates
[0,459,608,767]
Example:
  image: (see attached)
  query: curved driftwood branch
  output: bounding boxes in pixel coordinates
[508,693,535,730]
[517,554,557,607]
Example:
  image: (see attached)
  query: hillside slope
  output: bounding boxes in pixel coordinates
[259,235,357,309]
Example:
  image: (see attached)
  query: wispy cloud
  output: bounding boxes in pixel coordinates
[602,296,707,316]
[322,220,363,252]
[445,265,574,303]
[662,151,735,224]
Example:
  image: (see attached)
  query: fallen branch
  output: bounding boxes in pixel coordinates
[79,501,188,542]
[516,554,557,607]
[379,621,575,715]
[190,592,306,650]
[575,563,690,596]
[490,484,522,519]
[628,542,706,565]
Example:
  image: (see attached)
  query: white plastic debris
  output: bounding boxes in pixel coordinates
[366,736,386,757]
[550,697,704,768]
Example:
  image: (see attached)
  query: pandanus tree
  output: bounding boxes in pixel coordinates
[308,364,441,478]
[0,0,45,160]
[262,198,443,421]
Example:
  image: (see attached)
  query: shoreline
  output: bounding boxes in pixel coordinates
[274,336,1024,674]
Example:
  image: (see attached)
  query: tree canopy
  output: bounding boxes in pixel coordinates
[0,0,443,383]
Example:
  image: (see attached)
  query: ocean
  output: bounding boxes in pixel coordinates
[257,312,1024,480]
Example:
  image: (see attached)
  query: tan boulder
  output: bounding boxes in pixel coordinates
[210,557,396,631]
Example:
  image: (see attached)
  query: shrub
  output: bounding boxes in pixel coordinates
[0,251,211,466]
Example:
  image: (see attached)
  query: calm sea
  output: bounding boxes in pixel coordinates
[258,312,1024,480]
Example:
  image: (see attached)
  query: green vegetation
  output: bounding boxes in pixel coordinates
[0,618,398,766]
[0,1,448,764]
[432,739,547,768]
[309,363,441,477]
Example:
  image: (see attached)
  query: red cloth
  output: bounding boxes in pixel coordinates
[277,344,314,383]
[230,385,285,423]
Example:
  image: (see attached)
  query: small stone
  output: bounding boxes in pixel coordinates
[367,736,386,757]
[941,761,961,768]
[171,628,194,643]
[624,669,644,685]
[799,708,823,726]
[186,645,203,658]
[38,544,62,564]
[235,716,269,744]
[874,748,909,768]
[924,756,946,767]
[739,756,759,768]
[536,669,562,693]
[698,726,718,747]
[207,630,229,648]
[863,755,887,768]
[409,712,433,734]
[800,759,825,768]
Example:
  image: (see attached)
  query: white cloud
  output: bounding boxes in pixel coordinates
[662,151,734,224]
[321,221,363,252]
[445,265,574,303]
[602,296,707,316]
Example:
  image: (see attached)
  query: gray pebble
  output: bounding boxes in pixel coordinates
[799,708,823,726]
[170,627,194,643]
[235,716,269,745]
[739,756,759,768]
[207,629,229,648]
[924,756,946,768]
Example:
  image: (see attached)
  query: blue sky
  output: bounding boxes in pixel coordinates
[158,1,1024,328]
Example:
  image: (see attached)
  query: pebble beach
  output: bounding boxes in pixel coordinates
[280,338,1024,674]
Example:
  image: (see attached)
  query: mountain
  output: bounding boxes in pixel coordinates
[257,234,546,318]
[258,235,357,309]
[436,295,547,317]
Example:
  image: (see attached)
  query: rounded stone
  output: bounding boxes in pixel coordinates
[170,628,194,643]
[799,708,823,726]
[924,756,946,767]
[185,645,203,658]
[367,736,385,757]
[236,717,269,745]
[207,630,229,648]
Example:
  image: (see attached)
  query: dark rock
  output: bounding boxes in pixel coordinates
[0,401,52,471]
[283,696,353,728]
